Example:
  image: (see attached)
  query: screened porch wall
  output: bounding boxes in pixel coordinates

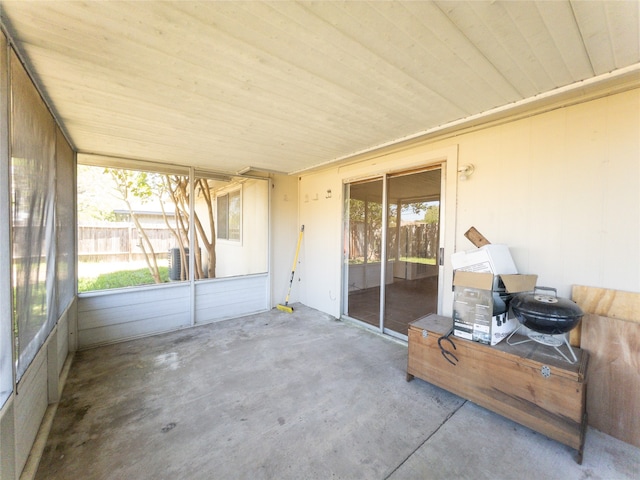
[0,29,78,479]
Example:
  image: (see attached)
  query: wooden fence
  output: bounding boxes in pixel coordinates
[77,224,177,263]
[396,223,439,260]
[349,222,439,262]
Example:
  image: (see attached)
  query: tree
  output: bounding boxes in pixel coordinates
[161,175,216,280]
[423,204,439,224]
[77,165,119,222]
[348,197,384,263]
[105,169,217,283]
[106,169,163,283]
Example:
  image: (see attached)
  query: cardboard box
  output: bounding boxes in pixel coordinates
[452,271,537,345]
[451,244,518,274]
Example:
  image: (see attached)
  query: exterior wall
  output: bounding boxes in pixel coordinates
[298,146,459,318]
[452,88,639,297]
[298,88,640,318]
[270,174,301,307]
[296,170,345,317]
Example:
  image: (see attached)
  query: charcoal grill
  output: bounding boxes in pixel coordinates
[507,287,583,363]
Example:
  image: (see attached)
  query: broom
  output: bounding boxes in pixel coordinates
[277,225,304,313]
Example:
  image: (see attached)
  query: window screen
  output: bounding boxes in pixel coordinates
[11,50,57,381]
[0,31,11,407]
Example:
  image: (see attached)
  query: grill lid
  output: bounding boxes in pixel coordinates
[510,286,584,335]
[511,290,583,319]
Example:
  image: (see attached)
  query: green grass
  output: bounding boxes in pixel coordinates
[78,266,170,292]
[348,257,436,265]
[399,256,437,265]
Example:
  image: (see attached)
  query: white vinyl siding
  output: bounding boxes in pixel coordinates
[77,274,269,348]
[77,284,191,348]
[14,351,48,475]
[195,274,268,325]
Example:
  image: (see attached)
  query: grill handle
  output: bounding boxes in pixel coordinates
[534,286,557,298]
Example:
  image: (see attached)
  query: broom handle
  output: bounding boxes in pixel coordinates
[289,225,305,283]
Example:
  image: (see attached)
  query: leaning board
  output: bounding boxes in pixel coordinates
[572,285,640,449]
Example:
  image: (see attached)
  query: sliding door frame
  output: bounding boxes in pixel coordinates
[340,145,459,340]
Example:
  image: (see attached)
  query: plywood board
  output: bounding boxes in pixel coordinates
[572,285,640,323]
[570,285,640,347]
[581,313,640,448]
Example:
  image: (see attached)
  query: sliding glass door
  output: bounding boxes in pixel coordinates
[344,168,442,337]
[345,179,384,329]
[383,170,441,335]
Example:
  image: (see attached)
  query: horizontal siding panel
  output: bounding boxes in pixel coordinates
[14,351,48,474]
[196,291,265,312]
[195,278,264,307]
[195,275,268,325]
[78,312,189,348]
[78,285,191,348]
[77,277,268,347]
[57,312,69,376]
[79,295,189,330]
[196,304,265,325]
[78,283,189,312]
[194,275,266,306]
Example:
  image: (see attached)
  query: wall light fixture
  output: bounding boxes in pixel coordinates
[458,164,475,181]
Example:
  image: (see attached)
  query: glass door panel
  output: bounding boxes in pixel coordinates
[383,169,441,336]
[345,179,384,329]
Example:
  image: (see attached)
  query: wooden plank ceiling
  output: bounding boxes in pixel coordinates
[1,1,638,174]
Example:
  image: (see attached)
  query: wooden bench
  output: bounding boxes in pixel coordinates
[407,314,588,463]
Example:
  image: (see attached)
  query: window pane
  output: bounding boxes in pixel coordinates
[345,179,384,328]
[56,127,75,314]
[197,176,267,279]
[217,194,228,240]
[228,190,241,241]
[77,165,189,290]
[77,168,268,287]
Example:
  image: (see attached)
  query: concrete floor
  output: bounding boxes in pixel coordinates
[36,304,639,480]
